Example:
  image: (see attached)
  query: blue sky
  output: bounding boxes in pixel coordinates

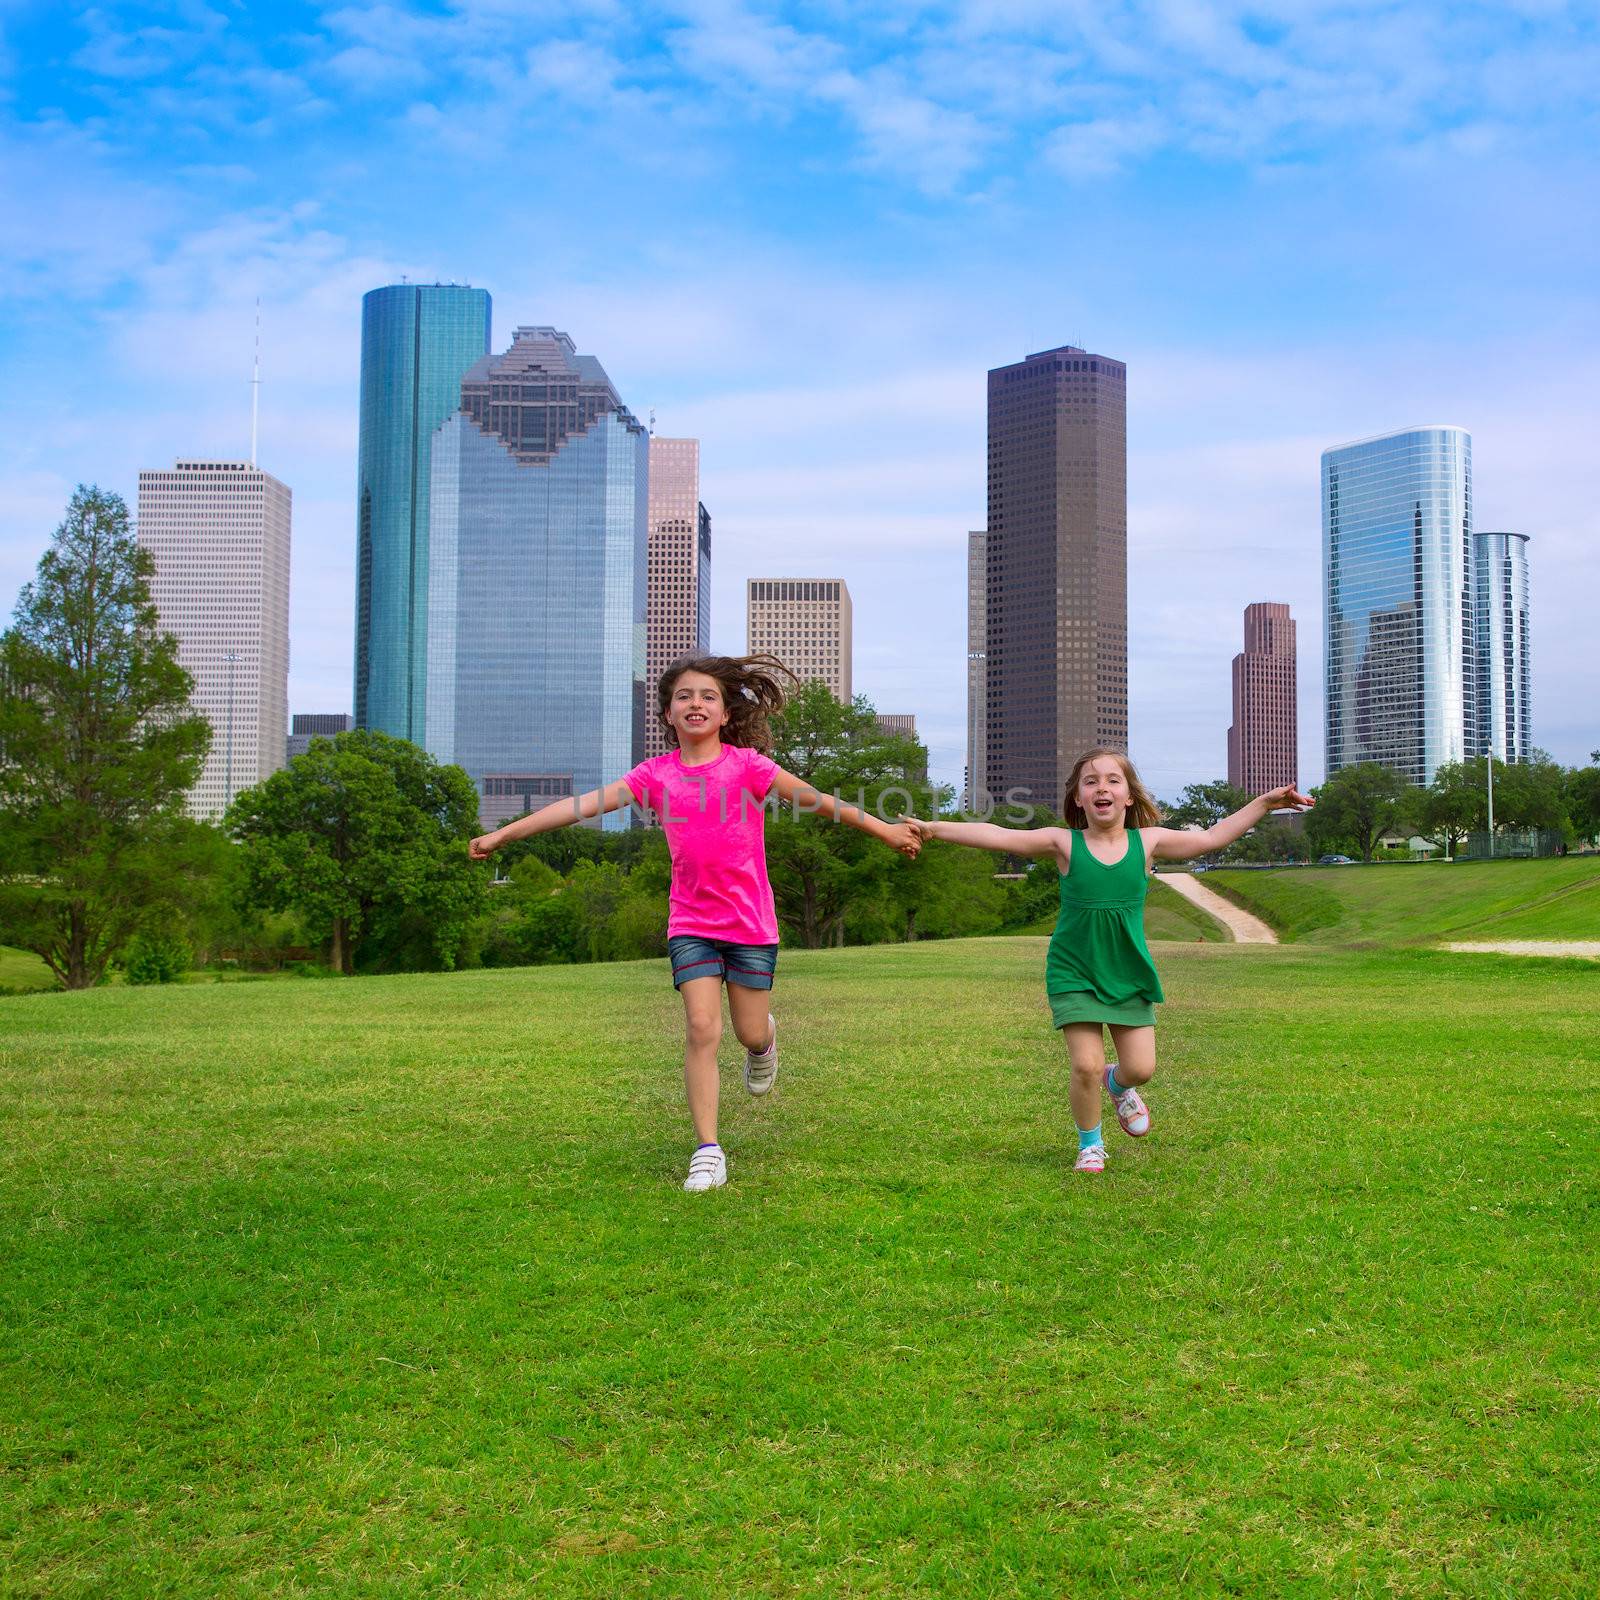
[3,0,1597,795]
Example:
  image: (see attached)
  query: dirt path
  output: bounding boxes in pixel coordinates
[1444,941,1600,959]
[1159,873,1278,944]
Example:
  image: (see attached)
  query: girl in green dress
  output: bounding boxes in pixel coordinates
[911,751,1311,1173]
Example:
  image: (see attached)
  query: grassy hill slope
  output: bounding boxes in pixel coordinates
[3,944,1597,1595]
[1202,855,1600,945]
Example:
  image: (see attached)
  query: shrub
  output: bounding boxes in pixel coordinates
[123,933,191,985]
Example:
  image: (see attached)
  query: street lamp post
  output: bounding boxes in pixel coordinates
[225,650,238,812]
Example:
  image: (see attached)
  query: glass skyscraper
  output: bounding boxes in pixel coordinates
[1473,531,1532,763]
[354,283,492,744]
[1322,425,1475,786]
[425,327,647,830]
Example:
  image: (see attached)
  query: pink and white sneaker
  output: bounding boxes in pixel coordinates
[1106,1069,1150,1137]
[1074,1143,1107,1173]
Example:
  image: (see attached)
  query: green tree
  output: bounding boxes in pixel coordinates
[226,730,485,973]
[0,487,210,988]
[1494,752,1568,832]
[1308,762,1405,861]
[1405,761,1482,858]
[765,682,929,948]
[1564,766,1600,841]
[888,838,1007,942]
[1162,780,1253,830]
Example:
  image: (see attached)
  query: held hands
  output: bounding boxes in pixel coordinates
[905,816,938,845]
[884,820,923,859]
[1261,785,1315,812]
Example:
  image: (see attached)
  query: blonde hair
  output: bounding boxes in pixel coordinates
[656,655,797,753]
[1061,748,1163,830]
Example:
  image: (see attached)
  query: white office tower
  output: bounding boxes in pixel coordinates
[137,460,292,819]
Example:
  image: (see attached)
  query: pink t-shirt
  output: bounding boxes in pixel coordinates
[624,744,781,945]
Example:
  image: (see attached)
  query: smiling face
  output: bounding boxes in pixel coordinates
[1075,754,1131,828]
[664,669,730,743]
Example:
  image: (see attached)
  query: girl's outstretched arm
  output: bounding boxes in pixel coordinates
[1147,785,1314,863]
[770,768,921,857]
[908,818,1070,860]
[469,778,638,859]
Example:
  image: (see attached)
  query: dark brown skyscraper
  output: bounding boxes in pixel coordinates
[984,345,1127,810]
[1227,602,1297,792]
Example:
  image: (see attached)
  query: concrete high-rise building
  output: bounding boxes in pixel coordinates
[966,529,987,810]
[1323,426,1474,786]
[287,712,354,762]
[354,283,492,745]
[985,345,1127,812]
[424,326,647,831]
[1473,531,1532,764]
[746,579,852,702]
[1226,603,1297,792]
[645,436,712,757]
[875,714,917,736]
[137,459,291,819]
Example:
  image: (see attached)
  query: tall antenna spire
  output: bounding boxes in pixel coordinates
[250,298,261,467]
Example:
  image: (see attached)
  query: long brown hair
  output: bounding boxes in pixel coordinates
[1061,748,1164,829]
[656,654,796,753]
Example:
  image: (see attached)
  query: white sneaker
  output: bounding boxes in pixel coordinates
[744,1015,778,1096]
[683,1144,727,1191]
[1106,1068,1150,1137]
[1074,1142,1107,1173]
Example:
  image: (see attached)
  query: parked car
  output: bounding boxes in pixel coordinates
[1318,853,1354,865]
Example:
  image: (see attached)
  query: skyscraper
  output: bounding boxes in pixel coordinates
[1323,426,1474,786]
[645,436,712,757]
[424,326,648,831]
[966,529,987,810]
[1473,531,1532,764]
[354,283,492,745]
[985,345,1127,812]
[287,712,354,761]
[746,579,852,702]
[137,459,291,819]
[1226,602,1297,792]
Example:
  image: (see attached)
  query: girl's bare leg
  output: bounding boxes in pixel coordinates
[726,982,774,1054]
[1107,1024,1155,1087]
[679,976,724,1145]
[1062,1023,1107,1131]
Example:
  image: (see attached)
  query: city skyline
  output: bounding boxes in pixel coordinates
[1227,603,1297,794]
[984,344,1128,809]
[136,459,291,820]
[3,7,1595,794]
[355,282,492,748]
[645,436,712,761]
[423,326,647,832]
[1323,425,1475,787]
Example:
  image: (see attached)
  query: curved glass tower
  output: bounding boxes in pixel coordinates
[354,284,492,742]
[1473,531,1532,763]
[1322,426,1474,786]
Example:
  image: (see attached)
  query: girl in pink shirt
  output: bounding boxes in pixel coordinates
[470,655,921,1192]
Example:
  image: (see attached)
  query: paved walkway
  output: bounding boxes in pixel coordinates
[1159,872,1278,944]
[1444,941,1600,959]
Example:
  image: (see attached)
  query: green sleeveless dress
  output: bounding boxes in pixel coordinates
[1046,828,1165,1029]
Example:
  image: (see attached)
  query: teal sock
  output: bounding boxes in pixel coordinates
[1106,1064,1124,1096]
[1077,1124,1104,1151]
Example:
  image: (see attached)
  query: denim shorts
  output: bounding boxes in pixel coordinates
[667,935,778,991]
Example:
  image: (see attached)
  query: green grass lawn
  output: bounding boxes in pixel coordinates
[1203,855,1600,945]
[3,943,1598,1596]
